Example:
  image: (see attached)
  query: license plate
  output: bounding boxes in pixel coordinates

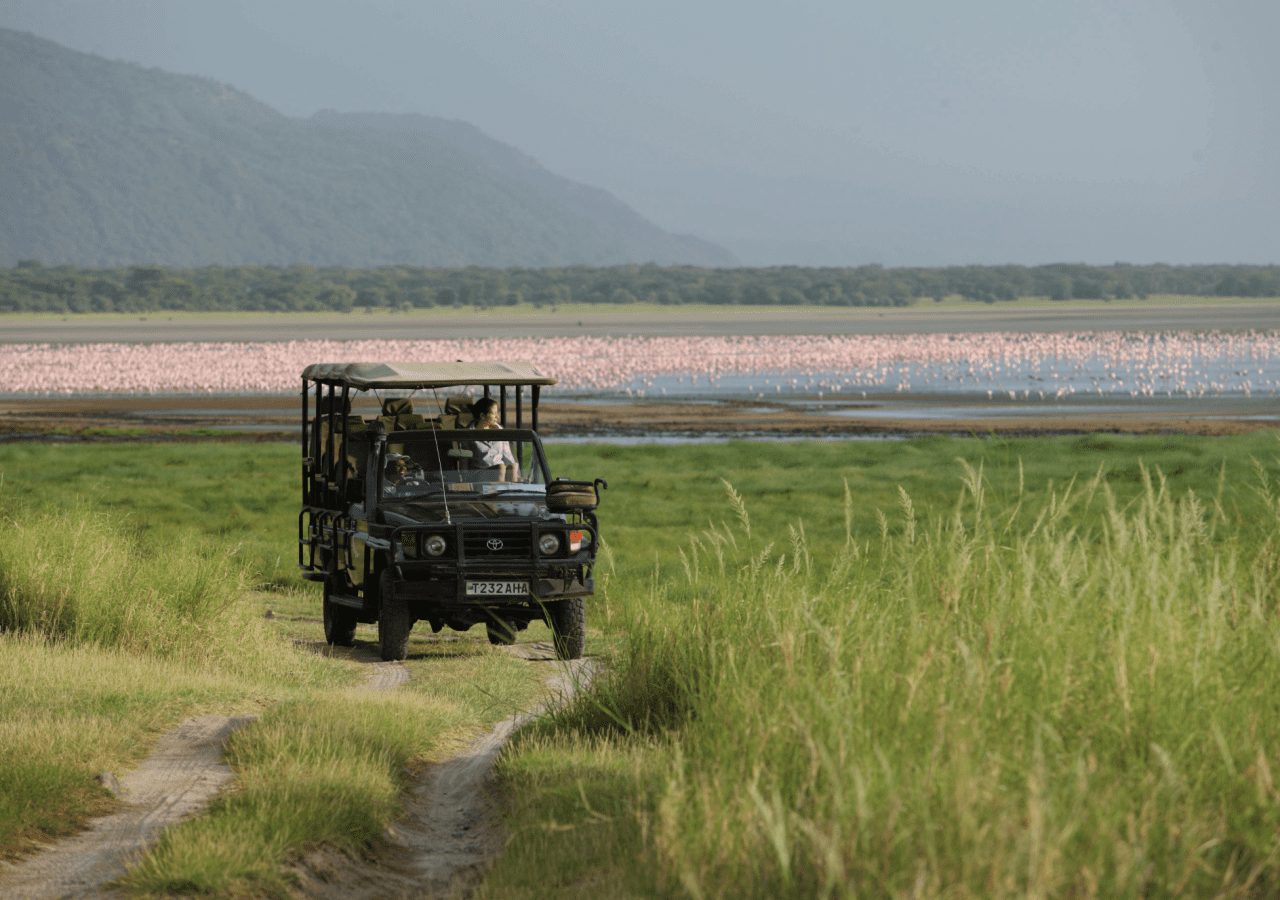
[465,580,530,597]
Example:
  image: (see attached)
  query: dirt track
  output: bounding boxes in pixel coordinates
[0,638,573,898]
[291,640,595,899]
[0,715,254,899]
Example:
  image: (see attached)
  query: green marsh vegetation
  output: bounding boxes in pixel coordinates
[0,444,546,893]
[0,501,317,860]
[484,432,1280,898]
[3,434,1280,895]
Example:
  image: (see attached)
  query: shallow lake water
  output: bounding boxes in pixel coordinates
[4,329,1278,436]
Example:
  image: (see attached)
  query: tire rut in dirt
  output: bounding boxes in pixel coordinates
[0,715,254,899]
[363,657,410,691]
[310,640,410,690]
[0,639,410,897]
[289,657,597,899]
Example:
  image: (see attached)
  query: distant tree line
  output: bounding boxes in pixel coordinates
[1,261,1278,314]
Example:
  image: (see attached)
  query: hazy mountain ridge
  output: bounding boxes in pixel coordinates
[0,28,734,268]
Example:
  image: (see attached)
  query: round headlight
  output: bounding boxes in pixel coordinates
[538,533,562,556]
[424,534,447,557]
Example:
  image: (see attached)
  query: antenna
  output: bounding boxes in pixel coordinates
[429,389,451,524]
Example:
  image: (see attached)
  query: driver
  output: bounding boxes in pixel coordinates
[384,453,415,486]
[468,398,519,482]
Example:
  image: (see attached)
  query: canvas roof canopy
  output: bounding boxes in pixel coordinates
[302,362,557,389]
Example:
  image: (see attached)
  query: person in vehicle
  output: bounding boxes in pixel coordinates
[468,397,519,481]
[384,453,417,486]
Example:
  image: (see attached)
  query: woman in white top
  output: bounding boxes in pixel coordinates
[469,397,519,481]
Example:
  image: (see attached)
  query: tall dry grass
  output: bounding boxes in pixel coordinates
[0,507,280,670]
[0,507,325,854]
[578,464,1280,897]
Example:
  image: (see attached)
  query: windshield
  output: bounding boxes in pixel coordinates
[379,428,548,501]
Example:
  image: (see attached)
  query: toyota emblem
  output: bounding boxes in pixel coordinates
[486,538,504,551]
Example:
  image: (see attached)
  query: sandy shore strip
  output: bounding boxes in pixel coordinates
[0,394,1272,440]
[5,300,1280,343]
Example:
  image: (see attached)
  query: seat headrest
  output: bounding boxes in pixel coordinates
[382,397,413,416]
[444,395,473,415]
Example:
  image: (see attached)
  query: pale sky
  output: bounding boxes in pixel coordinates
[2,0,1276,264]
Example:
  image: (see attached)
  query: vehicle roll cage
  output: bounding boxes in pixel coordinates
[301,362,555,511]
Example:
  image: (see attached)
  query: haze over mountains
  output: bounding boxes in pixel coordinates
[0,28,734,268]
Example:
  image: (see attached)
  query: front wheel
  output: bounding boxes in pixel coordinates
[323,579,357,647]
[378,572,413,661]
[545,598,585,660]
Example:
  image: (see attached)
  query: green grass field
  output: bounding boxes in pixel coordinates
[3,433,1280,895]
[0,446,549,893]
[489,433,1280,897]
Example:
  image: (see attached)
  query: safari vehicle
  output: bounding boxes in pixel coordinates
[298,362,605,661]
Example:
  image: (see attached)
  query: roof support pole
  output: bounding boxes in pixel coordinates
[515,386,525,469]
[301,378,310,504]
[338,384,350,500]
[325,383,336,503]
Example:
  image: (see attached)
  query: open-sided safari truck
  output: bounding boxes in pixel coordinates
[298,362,605,660]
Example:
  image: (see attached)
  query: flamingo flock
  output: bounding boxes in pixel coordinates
[1,331,1278,399]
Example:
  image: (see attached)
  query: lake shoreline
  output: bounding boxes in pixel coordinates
[0,393,1270,441]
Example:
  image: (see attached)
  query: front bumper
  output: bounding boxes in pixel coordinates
[392,561,593,606]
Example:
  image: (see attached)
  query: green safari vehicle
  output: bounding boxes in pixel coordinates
[298,362,605,660]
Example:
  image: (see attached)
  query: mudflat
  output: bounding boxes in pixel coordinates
[0,394,1271,440]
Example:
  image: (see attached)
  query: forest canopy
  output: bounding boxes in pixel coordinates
[2,262,1278,314]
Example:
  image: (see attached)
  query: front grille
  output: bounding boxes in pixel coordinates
[462,526,532,560]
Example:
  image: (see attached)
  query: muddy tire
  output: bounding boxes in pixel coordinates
[485,616,518,646]
[378,572,413,661]
[546,598,585,660]
[323,579,357,647]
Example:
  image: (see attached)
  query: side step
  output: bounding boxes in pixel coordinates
[329,592,364,610]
